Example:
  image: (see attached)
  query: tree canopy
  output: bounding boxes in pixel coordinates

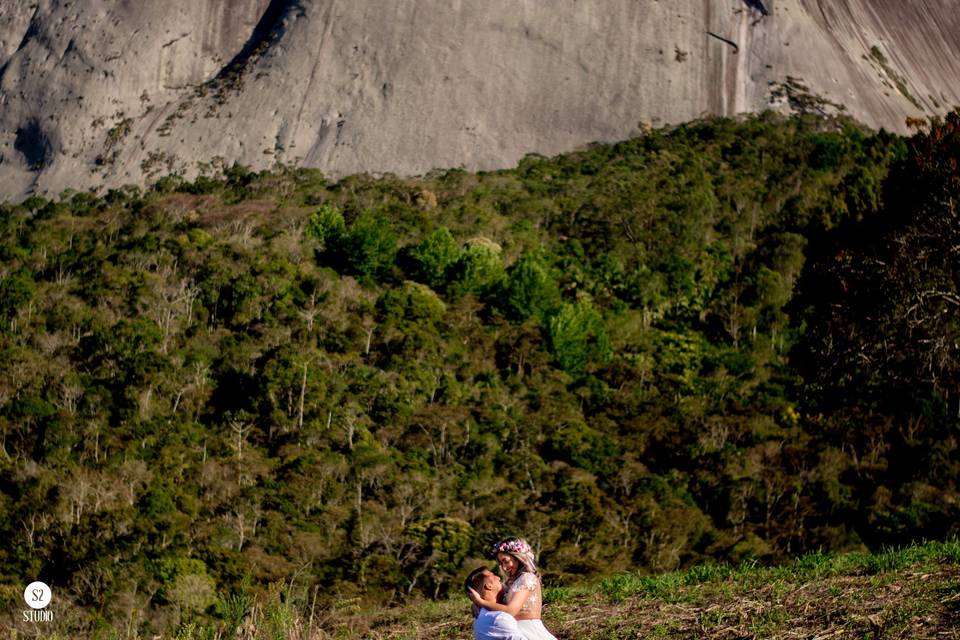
[1,111,957,638]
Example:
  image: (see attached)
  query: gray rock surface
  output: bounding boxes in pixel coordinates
[1,0,958,201]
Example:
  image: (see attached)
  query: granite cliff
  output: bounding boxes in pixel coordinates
[0,0,958,201]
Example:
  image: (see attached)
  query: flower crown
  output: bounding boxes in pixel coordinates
[492,539,531,555]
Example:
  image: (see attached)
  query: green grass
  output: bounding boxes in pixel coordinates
[29,540,960,639]
[546,540,959,639]
[335,540,960,638]
[592,540,959,639]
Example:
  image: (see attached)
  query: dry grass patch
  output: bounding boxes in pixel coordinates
[361,542,960,640]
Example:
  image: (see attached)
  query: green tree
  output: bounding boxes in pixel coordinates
[327,212,397,280]
[500,249,561,321]
[547,298,612,374]
[408,517,473,599]
[306,203,346,248]
[405,227,461,291]
[447,239,505,297]
[0,268,34,323]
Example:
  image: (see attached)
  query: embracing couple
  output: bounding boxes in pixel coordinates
[464,536,558,640]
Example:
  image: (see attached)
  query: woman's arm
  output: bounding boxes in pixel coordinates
[466,585,531,617]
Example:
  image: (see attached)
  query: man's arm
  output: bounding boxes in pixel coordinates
[467,585,531,617]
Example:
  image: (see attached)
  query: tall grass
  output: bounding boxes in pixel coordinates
[73,539,960,639]
[599,538,960,602]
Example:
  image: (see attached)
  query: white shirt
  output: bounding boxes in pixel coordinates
[473,608,525,640]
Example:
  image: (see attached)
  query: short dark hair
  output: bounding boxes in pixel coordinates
[465,566,490,594]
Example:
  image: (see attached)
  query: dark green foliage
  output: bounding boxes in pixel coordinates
[2,111,958,638]
[377,281,446,326]
[324,211,398,280]
[547,298,612,374]
[544,422,620,478]
[796,110,960,401]
[499,249,561,321]
[0,268,34,321]
[403,226,461,291]
[408,517,473,597]
[446,240,505,297]
[305,203,346,248]
[789,111,960,546]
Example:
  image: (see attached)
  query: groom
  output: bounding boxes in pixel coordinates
[465,567,524,640]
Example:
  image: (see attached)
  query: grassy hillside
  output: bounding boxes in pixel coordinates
[85,540,960,639]
[365,541,960,640]
[1,110,959,638]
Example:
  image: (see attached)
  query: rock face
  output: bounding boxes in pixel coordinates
[0,0,958,201]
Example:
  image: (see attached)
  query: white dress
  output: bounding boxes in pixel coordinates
[516,619,558,640]
[503,572,558,640]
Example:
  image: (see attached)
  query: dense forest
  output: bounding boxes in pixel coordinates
[1,110,958,637]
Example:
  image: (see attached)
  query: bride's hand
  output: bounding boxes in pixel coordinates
[467,587,493,607]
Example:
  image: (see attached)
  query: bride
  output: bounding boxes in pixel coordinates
[468,536,558,640]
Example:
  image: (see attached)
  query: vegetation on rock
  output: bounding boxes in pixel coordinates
[1,111,958,638]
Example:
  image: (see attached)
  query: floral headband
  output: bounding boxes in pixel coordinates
[492,538,531,555]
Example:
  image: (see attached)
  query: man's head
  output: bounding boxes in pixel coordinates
[465,566,501,598]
